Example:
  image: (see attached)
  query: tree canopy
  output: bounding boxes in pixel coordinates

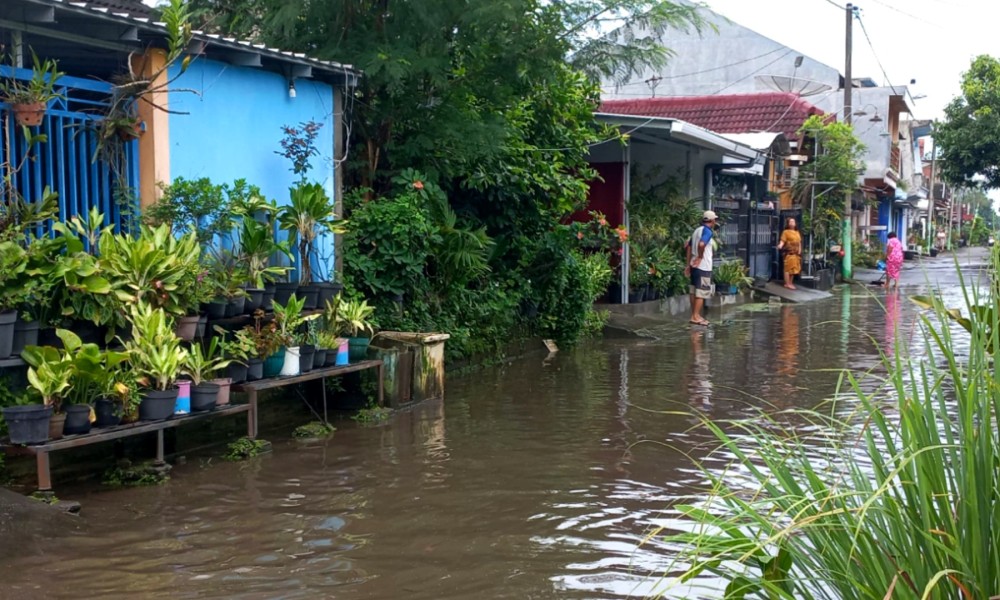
[184,0,707,193]
[936,55,1000,189]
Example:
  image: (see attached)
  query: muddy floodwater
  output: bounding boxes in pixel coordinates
[0,275,975,598]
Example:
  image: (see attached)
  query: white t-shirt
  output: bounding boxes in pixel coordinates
[690,225,714,272]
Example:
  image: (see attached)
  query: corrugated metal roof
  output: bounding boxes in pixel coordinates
[37,0,358,75]
[601,93,825,138]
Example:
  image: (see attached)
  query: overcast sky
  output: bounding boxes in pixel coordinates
[703,0,996,122]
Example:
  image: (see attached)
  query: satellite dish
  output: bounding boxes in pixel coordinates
[754,75,833,97]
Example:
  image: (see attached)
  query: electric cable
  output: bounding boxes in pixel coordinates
[856,13,900,95]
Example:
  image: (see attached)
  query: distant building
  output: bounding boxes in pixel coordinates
[601,1,916,250]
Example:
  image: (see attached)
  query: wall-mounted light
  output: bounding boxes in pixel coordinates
[288,80,297,98]
[854,103,883,122]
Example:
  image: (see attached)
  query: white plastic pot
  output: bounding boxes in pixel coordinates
[280,345,301,377]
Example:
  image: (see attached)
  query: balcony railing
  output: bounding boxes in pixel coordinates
[890,145,901,175]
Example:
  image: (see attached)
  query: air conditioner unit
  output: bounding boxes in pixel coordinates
[787,166,800,180]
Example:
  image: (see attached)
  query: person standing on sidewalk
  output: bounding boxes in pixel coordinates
[777,217,803,290]
[684,211,718,326]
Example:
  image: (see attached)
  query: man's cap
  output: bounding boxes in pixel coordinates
[703,210,718,222]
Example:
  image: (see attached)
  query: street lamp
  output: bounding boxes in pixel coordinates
[853,104,883,122]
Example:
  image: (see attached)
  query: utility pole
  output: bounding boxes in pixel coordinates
[928,145,936,254]
[842,3,854,280]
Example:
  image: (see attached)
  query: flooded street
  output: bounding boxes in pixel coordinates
[0,253,989,599]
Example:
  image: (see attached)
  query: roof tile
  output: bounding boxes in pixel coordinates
[601,93,825,138]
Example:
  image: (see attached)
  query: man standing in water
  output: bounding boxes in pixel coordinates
[684,211,717,326]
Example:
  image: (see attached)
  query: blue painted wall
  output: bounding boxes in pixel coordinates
[877,198,891,246]
[167,59,338,281]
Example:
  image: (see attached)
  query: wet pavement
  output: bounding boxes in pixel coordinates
[0,248,991,599]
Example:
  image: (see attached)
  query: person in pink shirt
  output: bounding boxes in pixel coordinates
[884,232,904,291]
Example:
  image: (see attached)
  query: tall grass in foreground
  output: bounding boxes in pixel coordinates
[657,260,1000,599]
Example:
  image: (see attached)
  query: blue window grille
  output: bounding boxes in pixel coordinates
[0,65,140,234]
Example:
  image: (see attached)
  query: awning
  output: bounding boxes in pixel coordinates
[595,113,762,163]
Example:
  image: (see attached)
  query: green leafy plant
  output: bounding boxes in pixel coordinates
[100,224,205,316]
[223,437,270,460]
[278,182,346,284]
[0,51,64,106]
[336,296,376,338]
[660,256,1000,599]
[271,294,316,345]
[147,177,233,248]
[22,352,73,413]
[183,337,232,386]
[244,310,283,359]
[712,260,752,289]
[292,420,335,438]
[237,217,292,288]
[123,302,188,391]
[214,326,255,363]
[352,406,391,426]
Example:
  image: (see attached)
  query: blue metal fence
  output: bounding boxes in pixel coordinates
[0,65,139,233]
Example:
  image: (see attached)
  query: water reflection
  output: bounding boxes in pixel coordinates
[0,289,962,599]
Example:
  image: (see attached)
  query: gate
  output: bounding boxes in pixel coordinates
[715,199,777,281]
[0,65,139,234]
[749,208,777,281]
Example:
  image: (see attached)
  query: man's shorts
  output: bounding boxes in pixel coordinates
[690,268,714,300]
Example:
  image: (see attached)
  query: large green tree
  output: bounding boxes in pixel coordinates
[936,55,1000,189]
[180,0,708,356]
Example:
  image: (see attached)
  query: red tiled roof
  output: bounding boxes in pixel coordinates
[601,93,826,138]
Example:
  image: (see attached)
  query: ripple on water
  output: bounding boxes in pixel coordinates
[0,289,979,599]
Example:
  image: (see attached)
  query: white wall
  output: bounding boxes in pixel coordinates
[601,2,841,100]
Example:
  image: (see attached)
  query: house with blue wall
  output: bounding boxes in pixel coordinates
[0,0,359,275]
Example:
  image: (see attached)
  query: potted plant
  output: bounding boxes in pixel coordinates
[277,183,346,309]
[0,240,30,359]
[0,53,65,127]
[321,294,349,365]
[0,392,52,445]
[713,261,752,295]
[336,296,376,361]
[57,331,128,435]
[305,320,326,369]
[244,310,283,379]
[94,362,138,427]
[123,303,189,421]
[183,337,232,411]
[316,331,341,367]
[296,325,316,374]
[21,331,75,440]
[272,294,318,376]
[100,224,206,340]
[236,217,293,312]
[214,326,253,384]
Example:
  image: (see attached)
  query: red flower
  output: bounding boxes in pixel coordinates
[616,248,623,256]
[413,181,424,190]
[598,217,608,227]
[576,231,584,240]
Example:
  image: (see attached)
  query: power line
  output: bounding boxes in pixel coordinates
[865,0,943,29]
[819,0,845,8]
[713,49,796,95]
[856,13,900,95]
[601,47,788,90]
